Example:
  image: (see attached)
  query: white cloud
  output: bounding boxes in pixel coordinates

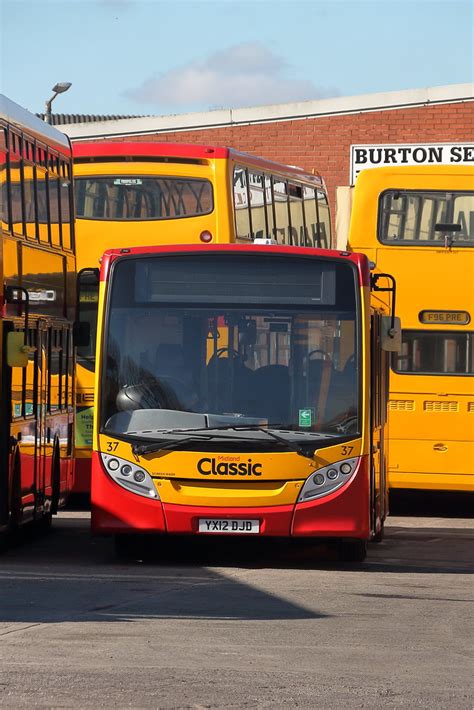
[125,42,338,110]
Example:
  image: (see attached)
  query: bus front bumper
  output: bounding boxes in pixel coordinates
[91,452,370,538]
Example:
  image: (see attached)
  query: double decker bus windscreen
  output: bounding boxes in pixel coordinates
[75,177,213,220]
[101,255,360,440]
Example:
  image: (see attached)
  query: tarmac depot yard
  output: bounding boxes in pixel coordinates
[0,497,473,709]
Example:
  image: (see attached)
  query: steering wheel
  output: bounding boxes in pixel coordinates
[208,347,243,365]
[116,376,197,412]
[307,348,331,361]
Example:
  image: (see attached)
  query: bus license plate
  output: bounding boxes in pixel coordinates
[198,519,260,534]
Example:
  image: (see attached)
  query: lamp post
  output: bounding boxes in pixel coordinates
[45,82,72,124]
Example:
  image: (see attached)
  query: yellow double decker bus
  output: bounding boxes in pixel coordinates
[1,95,76,542]
[72,141,332,493]
[84,242,397,561]
[348,165,474,493]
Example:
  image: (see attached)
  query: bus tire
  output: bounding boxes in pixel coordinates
[338,539,367,563]
[372,525,384,543]
[0,531,8,554]
[114,534,138,559]
[39,512,53,532]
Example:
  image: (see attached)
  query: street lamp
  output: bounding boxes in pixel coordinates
[45,82,72,124]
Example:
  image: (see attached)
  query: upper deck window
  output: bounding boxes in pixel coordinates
[233,166,331,247]
[378,190,474,246]
[75,176,213,221]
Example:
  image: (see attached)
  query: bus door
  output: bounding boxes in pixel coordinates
[2,320,39,525]
[36,321,50,516]
[16,321,46,521]
[370,314,387,533]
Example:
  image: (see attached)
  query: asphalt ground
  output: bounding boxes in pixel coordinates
[0,496,473,709]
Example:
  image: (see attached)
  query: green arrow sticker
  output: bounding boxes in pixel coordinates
[299,408,314,428]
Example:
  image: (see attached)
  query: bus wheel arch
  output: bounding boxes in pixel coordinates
[337,538,367,563]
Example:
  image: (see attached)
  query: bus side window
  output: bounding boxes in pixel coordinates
[59,329,68,410]
[249,171,266,240]
[265,175,274,239]
[67,329,74,409]
[11,328,38,420]
[10,333,24,420]
[37,166,50,245]
[60,160,72,251]
[24,328,37,417]
[49,174,61,248]
[317,190,331,247]
[9,132,23,236]
[233,167,252,241]
[48,328,62,412]
[23,160,37,241]
[273,179,288,244]
[303,187,317,246]
[0,127,9,231]
[289,183,304,245]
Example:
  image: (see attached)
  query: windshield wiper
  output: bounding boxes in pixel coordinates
[131,425,318,459]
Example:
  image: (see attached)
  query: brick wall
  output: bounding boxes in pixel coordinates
[90,101,474,227]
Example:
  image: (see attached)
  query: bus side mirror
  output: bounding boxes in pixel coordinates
[6,332,29,368]
[73,321,91,348]
[381,316,401,352]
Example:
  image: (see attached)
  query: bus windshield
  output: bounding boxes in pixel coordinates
[100,254,360,439]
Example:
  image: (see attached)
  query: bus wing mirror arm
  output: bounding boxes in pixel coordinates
[4,286,31,367]
[5,285,30,345]
[76,267,100,316]
[371,274,402,352]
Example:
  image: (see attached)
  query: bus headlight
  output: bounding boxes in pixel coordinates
[100,453,159,500]
[298,457,360,502]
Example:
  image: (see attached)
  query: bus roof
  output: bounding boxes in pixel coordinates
[73,141,323,185]
[0,94,71,155]
[99,243,369,285]
[73,141,229,160]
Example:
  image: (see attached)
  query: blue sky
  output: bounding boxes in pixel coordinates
[1,0,473,117]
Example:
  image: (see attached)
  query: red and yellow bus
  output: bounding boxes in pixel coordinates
[72,141,332,493]
[86,243,397,561]
[347,165,474,493]
[0,95,76,542]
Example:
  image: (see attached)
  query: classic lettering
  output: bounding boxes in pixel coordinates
[197,457,262,476]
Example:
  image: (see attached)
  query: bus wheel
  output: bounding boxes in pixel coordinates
[38,512,53,532]
[337,539,367,563]
[372,525,384,543]
[114,534,139,559]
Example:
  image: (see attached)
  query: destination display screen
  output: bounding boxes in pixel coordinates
[109,254,357,308]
